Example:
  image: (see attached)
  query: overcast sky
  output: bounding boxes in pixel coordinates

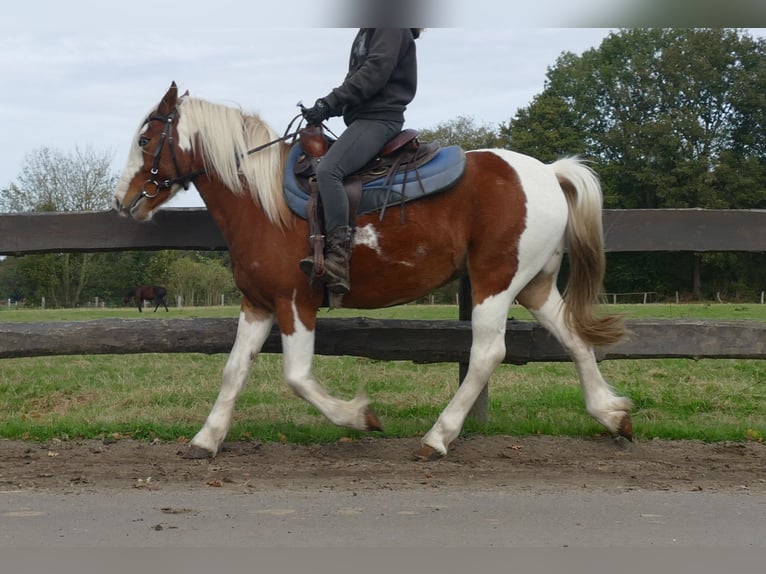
[1,1,764,208]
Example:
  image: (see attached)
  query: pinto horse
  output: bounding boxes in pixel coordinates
[124,285,169,312]
[113,82,633,460]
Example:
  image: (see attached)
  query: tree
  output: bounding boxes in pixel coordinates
[498,92,586,164]
[505,29,766,211]
[420,116,501,149]
[503,28,766,300]
[0,146,118,306]
[86,251,158,305]
[1,146,116,212]
[164,254,237,307]
[0,257,25,303]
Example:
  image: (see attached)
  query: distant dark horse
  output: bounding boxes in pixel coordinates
[124,285,169,312]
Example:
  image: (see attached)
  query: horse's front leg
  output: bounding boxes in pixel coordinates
[280,301,382,432]
[186,305,275,459]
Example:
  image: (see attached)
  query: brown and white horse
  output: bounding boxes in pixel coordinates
[113,82,632,460]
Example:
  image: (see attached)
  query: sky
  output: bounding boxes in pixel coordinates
[2,1,765,209]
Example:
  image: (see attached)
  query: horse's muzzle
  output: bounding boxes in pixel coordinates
[112,196,132,218]
[113,194,149,220]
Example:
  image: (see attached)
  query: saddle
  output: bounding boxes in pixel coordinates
[295,125,442,278]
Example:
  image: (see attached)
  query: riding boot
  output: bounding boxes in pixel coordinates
[323,226,353,294]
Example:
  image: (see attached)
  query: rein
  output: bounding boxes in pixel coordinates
[245,111,305,155]
[237,110,335,157]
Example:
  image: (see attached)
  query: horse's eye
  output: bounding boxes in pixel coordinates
[138,136,150,147]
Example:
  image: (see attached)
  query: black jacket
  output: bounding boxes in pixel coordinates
[322,28,418,125]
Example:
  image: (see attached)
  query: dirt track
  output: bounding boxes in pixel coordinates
[1,435,764,493]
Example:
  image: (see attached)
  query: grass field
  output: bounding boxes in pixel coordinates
[2,301,766,322]
[0,303,764,444]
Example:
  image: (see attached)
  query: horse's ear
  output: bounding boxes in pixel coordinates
[159,81,179,114]
[182,89,190,97]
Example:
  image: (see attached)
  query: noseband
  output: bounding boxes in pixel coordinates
[138,108,207,202]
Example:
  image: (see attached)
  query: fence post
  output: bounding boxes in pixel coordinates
[459,275,488,424]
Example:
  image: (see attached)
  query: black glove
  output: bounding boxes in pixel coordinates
[303,98,331,124]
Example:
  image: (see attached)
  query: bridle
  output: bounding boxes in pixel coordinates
[138,107,207,202]
[130,104,305,211]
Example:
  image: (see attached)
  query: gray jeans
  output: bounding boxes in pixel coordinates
[316,118,403,233]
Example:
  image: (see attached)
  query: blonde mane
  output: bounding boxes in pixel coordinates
[177,97,290,227]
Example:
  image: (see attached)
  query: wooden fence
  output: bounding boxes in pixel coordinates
[1,208,764,254]
[1,208,765,419]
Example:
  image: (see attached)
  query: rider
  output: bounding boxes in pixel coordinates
[300,28,422,294]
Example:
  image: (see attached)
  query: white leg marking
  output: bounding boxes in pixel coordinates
[421,289,514,455]
[529,288,632,433]
[189,311,274,456]
[282,303,371,430]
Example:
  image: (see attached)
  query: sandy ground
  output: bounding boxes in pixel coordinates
[1,434,764,493]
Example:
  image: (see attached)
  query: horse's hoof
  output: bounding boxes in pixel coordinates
[617,413,634,442]
[184,445,215,459]
[364,407,384,432]
[412,444,444,462]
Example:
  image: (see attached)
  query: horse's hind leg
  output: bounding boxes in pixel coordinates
[186,302,275,458]
[415,287,515,460]
[517,272,633,439]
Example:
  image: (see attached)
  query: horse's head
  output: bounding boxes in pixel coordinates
[113,82,200,221]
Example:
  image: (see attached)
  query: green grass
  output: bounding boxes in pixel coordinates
[0,304,764,444]
[2,301,766,322]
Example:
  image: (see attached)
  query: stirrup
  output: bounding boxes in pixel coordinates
[299,256,319,278]
[300,233,326,279]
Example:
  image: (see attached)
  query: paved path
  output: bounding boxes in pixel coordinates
[2,488,764,547]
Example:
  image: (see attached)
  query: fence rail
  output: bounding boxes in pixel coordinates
[1,317,764,361]
[1,208,765,255]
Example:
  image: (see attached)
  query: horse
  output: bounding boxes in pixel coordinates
[123,284,169,312]
[113,82,633,460]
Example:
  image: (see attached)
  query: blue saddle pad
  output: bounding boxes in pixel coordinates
[283,142,466,220]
